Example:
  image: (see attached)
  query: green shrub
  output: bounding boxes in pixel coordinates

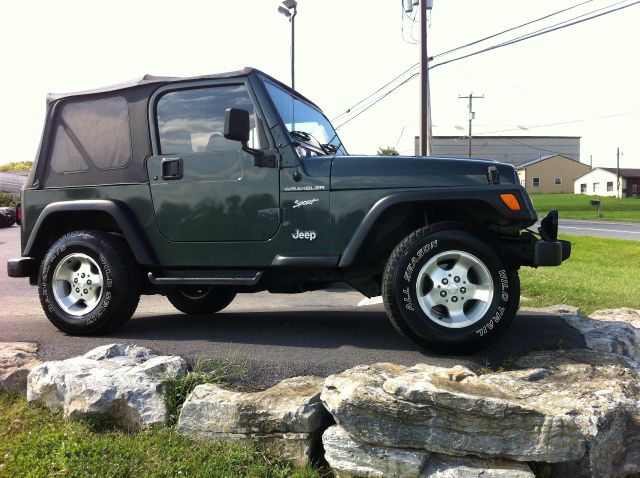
[0,192,17,207]
[163,356,246,425]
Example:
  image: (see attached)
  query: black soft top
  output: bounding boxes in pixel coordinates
[29,67,316,190]
[46,67,253,103]
[46,67,318,108]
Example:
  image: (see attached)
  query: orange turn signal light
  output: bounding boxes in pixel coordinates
[500,193,521,211]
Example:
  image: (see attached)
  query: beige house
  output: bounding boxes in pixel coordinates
[516,155,591,194]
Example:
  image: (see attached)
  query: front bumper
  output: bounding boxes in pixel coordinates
[7,257,37,278]
[503,210,571,267]
[533,239,571,266]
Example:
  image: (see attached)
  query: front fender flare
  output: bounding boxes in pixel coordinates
[338,186,536,268]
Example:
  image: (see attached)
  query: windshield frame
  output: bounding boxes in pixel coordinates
[261,78,347,157]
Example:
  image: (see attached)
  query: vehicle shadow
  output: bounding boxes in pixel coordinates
[110,308,586,368]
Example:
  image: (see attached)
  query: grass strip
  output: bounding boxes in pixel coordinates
[530,193,640,222]
[0,391,318,478]
[520,234,640,314]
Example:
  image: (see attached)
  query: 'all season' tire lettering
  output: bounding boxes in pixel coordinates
[402,240,437,311]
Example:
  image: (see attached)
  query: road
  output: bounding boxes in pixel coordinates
[532,218,640,241]
[0,225,586,388]
[557,219,640,241]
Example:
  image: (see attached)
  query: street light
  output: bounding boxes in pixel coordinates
[278,0,298,90]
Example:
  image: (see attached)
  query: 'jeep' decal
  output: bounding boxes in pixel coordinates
[292,229,317,241]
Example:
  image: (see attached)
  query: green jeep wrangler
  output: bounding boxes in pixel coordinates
[7,68,570,352]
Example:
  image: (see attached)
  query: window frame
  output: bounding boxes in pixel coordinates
[532,177,541,188]
[554,176,562,185]
[607,181,614,192]
[580,183,587,193]
[149,77,272,157]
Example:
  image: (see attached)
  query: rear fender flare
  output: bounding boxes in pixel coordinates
[23,200,157,265]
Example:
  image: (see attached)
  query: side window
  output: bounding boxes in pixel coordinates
[50,96,132,173]
[156,84,262,155]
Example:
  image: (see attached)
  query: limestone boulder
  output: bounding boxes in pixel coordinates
[421,454,534,478]
[563,308,640,366]
[323,425,430,478]
[0,342,41,392]
[27,343,188,430]
[321,350,640,478]
[177,376,332,466]
[322,425,534,478]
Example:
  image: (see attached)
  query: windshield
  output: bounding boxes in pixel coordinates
[263,80,346,157]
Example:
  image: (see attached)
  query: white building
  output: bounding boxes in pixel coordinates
[574,168,640,198]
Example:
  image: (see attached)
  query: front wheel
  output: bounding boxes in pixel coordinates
[382,223,520,353]
[167,286,236,315]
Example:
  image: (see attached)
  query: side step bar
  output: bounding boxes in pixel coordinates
[148,271,263,286]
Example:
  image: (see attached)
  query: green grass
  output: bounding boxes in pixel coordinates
[0,392,318,478]
[530,193,640,222]
[520,234,640,314]
[163,356,245,426]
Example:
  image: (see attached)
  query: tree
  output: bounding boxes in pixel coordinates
[377,146,399,156]
[0,161,32,172]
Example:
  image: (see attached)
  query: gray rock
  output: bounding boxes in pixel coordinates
[323,425,430,478]
[27,343,188,430]
[520,304,581,315]
[563,308,640,366]
[0,342,41,392]
[177,375,332,466]
[421,454,534,478]
[321,350,640,477]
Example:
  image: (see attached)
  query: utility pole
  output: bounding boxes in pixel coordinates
[278,0,298,90]
[617,147,621,198]
[458,92,484,158]
[419,0,432,156]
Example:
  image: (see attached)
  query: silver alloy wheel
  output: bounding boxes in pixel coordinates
[52,253,104,317]
[415,250,494,329]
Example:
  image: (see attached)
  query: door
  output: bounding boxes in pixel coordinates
[147,82,279,242]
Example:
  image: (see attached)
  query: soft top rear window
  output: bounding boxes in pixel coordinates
[50,96,132,173]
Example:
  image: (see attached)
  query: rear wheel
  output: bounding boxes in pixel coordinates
[167,286,236,314]
[382,223,520,353]
[38,231,141,335]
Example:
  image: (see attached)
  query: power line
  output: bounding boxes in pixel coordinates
[429,0,640,70]
[473,109,640,135]
[331,65,418,122]
[431,0,597,60]
[334,0,640,128]
[334,0,602,123]
[335,72,419,129]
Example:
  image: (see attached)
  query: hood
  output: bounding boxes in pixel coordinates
[330,155,518,190]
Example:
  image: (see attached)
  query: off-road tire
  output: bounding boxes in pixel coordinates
[382,222,520,353]
[38,231,141,335]
[167,286,236,315]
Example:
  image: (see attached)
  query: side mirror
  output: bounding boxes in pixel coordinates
[224,108,250,144]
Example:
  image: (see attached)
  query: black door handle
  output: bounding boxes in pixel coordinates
[161,158,183,180]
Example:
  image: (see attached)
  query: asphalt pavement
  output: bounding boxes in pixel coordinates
[0,224,588,388]
[555,218,640,241]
